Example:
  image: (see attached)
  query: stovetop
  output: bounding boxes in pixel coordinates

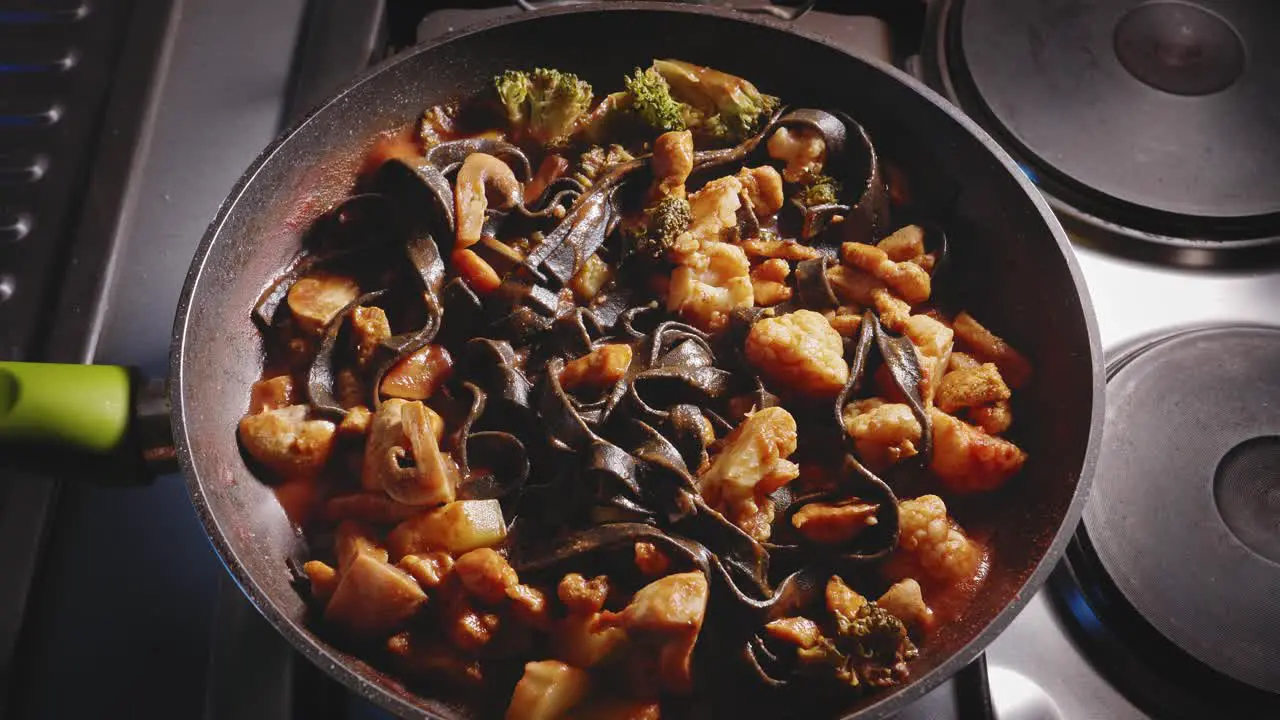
[4,1,1278,719]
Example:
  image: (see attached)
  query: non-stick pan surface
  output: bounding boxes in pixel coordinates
[171,4,1104,718]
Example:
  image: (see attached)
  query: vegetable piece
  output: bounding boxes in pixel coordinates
[651,59,779,144]
[634,194,692,259]
[624,67,688,134]
[495,68,594,146]
[796,174,842,207]
[697,407,800,541]
[453,248,503,295]
[287,274,360,335]
[877,579,934,632]
[455,152,523,249]
[505,660,593,720]
[825,577,916,688]
[745,309,849,397]
[526,154,571,201]
[927,407,1026,493]
[361,399,458,506]
[570,144,635,187]
[380,344,453,401]
[596,571,709,694]
[568,253,612,302]
[324,550,426,637]
[387,499,507,558]
[238,405,336,480]
[896,495,982,584]
[767,125,826,183]
[559,344,633,395]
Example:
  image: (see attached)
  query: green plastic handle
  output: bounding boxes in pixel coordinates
[0,362,132,453]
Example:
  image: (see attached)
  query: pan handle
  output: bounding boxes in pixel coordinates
[0,362,132,452]
[0,362,176,479]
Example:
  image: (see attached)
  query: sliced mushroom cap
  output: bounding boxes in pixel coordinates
[238,404,336,480]
[287,273,360,335]
[455,152,523,249]
[361,399,456,506]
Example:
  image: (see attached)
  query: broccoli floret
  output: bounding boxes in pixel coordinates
[494,67,593,146]
[651,59,779,144]
[798,175,842,207]
[571,144,635,187]
[835,601,918,689]
[624,67,689,134]
[630,194,692,258]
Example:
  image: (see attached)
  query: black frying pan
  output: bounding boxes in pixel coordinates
[0,4,1104,718]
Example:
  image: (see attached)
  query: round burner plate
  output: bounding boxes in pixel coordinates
[1085,326,1280,695]
[930,0,1280,260]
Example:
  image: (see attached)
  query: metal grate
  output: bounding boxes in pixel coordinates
[0,1,132,360]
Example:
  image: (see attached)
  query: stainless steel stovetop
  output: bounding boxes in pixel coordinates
[5,1,1277,718]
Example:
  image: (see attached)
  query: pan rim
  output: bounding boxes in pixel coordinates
[170,3,1105,718]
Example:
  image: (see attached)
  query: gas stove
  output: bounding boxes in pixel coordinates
[3,2,1278,719]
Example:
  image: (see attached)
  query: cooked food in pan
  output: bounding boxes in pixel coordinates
[240,59,1030,718]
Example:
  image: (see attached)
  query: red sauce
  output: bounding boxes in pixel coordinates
[274,476,321,526]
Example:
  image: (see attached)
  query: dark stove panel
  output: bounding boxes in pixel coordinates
[0,1,136,360]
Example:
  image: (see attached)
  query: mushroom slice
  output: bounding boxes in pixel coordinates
[287,273,360,335]
[455,152,523,249]
[238,404,336,480]
[361,399,457,506]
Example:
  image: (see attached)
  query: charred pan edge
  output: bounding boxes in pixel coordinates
[171,4,1104,720]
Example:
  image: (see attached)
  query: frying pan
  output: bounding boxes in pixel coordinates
[0,4,1104,718]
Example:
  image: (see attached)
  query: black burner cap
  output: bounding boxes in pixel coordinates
[1086,327,1280,695]
[932,0,1280,260]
